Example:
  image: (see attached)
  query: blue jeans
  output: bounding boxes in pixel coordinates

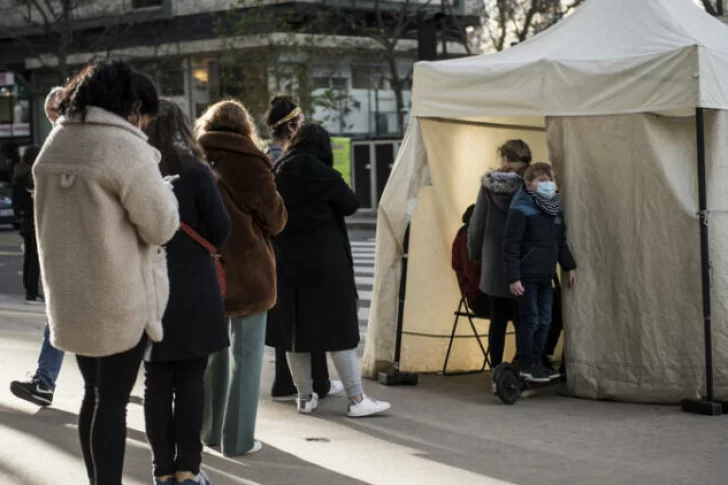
[37,323,64,389]
[517,281,553,368]
[202,313,267,456]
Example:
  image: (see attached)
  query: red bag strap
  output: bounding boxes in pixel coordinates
[179,222,218,257]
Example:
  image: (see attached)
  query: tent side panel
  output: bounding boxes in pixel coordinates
[548,113,718,403]
[706,109,728,399]
[362,120,430,378]
[396,119,546,374]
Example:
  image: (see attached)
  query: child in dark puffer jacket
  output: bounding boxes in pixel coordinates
[504,162,577,383]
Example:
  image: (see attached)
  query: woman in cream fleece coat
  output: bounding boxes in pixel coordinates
[33,61,179,485]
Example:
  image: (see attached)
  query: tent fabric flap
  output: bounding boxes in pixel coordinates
[547,111,728,402]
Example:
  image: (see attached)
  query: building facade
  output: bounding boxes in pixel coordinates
[0,0,478,184]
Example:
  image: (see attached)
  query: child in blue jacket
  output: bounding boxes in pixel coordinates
[503,162,577,382]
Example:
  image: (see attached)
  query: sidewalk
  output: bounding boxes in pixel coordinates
[346,209,377,230]
[0,296,726,485]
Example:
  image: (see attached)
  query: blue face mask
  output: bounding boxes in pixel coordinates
[536,181,557,199]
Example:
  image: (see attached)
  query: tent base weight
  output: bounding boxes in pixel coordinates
[681,398,722,416]
[378,371,419,386]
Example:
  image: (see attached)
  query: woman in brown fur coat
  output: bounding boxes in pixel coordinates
[195,100,287,457]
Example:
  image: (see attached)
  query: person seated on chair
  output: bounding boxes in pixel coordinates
[504,162,577,384]
[452,205,490,318]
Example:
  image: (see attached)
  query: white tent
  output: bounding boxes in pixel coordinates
[362,0,728,403]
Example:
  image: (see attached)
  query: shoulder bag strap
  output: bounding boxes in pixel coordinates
[179,222,218,256]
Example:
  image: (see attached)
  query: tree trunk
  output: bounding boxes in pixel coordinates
[386,47,406,137]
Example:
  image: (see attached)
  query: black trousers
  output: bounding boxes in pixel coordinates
[22,231,40,300]
[144,357,209,477]
[76,339,145,485]
[272,347,331,397]
[488,296,520,367]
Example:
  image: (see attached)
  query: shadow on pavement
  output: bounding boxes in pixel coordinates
[309,373,727,485]
[0,403,369,485]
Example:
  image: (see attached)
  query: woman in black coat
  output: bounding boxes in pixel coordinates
[143,100,231,485]
[272,123,390,418]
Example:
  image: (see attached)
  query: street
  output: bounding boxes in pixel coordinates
[0,227,726,484]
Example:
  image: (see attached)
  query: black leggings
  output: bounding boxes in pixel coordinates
[272,347,331,397]
[488,296,520,367]
[76,338,145,485]
[144,357,208,477]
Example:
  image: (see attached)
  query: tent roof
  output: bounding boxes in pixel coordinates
[412,0,728,119]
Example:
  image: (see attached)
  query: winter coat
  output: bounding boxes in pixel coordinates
[197,131,287,317]
[147,158,232,362]
[33,107,179,357]
[267,142,285,163]
[452,226,483,308]
[503,188,577,284]
[468,171,523,298]
[12,165,34,235]
[268,149,361,352]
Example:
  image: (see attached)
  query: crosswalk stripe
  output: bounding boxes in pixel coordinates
[352,239,375,323]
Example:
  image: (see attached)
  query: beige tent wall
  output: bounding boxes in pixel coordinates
[362,119,431,377]
[547,111,728,402]
[396,119,549,373]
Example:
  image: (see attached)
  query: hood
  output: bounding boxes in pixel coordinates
[483,170,522,211]
[275,152,337,207]
[483,170,522,194]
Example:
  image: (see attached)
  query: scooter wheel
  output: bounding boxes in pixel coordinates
[493,363,522,405]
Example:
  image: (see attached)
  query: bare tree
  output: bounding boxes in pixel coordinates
[215,1,363,133]
[219,0,477,137]
[0,1,132,81]
[486,0,584,52]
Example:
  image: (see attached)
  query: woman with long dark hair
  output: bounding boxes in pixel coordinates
[144,100,231,485]
[33,60,180,484]
[468,140,532,391]
[274,123,390,417]
[196,100,287,456]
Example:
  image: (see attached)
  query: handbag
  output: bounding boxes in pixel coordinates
[179,222,227,299]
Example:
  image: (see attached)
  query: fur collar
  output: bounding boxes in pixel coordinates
[58,107,148,141]
[198,131,271,167]
[483,170,522,195]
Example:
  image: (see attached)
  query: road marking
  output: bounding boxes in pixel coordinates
[0,251,22,256]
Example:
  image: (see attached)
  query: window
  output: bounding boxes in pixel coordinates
[159,68,185,97]
[331,77,348,90]
[132,0,163,8]
[351,67,372,90]
[312,77,330,90]
[312,76,349,91]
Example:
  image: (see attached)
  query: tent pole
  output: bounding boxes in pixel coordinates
[681,108,723,416]
[378,223,419,386]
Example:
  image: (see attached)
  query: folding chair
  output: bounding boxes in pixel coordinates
[442,294,491,376]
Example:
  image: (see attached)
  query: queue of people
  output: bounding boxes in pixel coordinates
[455,140,577,388]
[8,59,390,485]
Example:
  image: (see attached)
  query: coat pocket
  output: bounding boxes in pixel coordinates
[146,246,169,342]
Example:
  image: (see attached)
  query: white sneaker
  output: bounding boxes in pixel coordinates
[490,381,498,395]
[347,395,391,418]
[328,379,345,396]
[297,393,319,414]
[244,440,263,455]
